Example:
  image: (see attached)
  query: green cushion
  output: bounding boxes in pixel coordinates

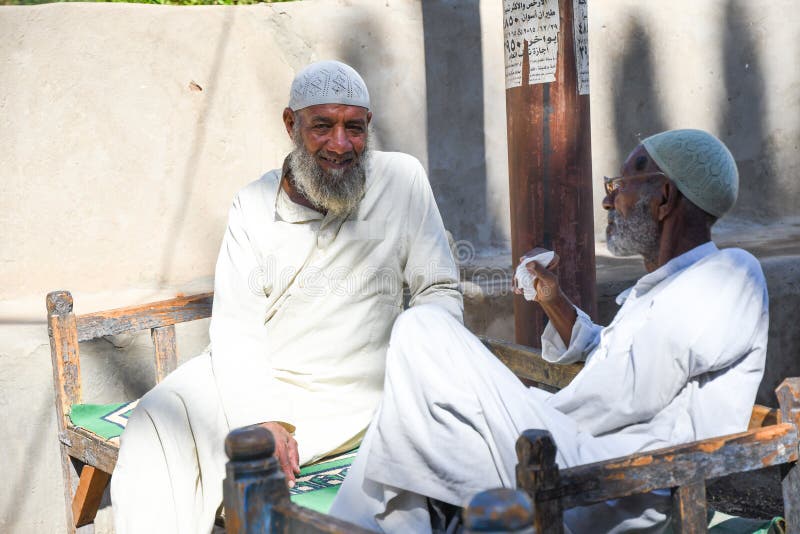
[69,401,137,442]
[69,402,355,514]
[290,449,357,513]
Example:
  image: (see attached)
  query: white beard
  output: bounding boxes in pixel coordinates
[606,195,660,262]
[288,130,369,218]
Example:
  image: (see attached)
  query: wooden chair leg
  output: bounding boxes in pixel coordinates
[58,450,78,534]
[72,465,111,528]
[671,481,707,534]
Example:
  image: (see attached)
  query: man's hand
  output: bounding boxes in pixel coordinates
[259,422,300,487]
[514,247,576,345]
[513,248,561,302]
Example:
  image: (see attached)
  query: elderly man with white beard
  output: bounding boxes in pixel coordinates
[110,60,462,534]
[330,129,769,533]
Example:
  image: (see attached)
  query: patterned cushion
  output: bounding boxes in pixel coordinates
[68,402,355,513]
[69,401,139,446]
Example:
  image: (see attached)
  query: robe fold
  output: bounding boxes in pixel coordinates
[330,242,769,533]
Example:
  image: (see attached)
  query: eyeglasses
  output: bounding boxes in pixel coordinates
[603,172,668,196]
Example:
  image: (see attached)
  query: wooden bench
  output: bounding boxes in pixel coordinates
[512,378,798,533]
[220,342,797,533]
[48,290,791,532]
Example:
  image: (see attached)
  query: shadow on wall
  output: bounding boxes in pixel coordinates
[611,11,667,168]
[421,1,491,249]
[158,8,235,286]
[719,0,772,222]
[332,12,386,152]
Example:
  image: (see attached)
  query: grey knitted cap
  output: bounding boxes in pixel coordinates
[288,60,370,111]
[641,129,739,218]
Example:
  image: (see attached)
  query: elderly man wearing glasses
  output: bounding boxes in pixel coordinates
[330,129,770,533]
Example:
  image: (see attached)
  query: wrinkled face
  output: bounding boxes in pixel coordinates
[285,104,372,217]
[602,145,665,260]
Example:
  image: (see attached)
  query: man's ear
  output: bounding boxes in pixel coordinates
[366,111,373,125]
[657,180,681,222]
[282,108,296,139]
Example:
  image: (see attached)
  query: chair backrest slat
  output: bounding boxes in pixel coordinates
[47,291,83,427]
[151,325,178,383]
[76,292,213,342]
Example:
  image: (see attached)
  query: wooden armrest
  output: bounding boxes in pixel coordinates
[481,336,583,390]
[521,423,798,510]
[76,292,214,341]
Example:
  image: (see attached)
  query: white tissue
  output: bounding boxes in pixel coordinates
[514,250,555,301]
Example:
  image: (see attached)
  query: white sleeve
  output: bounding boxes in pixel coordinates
[209,195,294,431]
[549,252,768,436]
[402,161,464,323]
[541,307,602,364]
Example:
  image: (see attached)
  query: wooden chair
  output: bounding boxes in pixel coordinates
[46,290,213,532]
[48,290,792,533]
[221,337,798,533]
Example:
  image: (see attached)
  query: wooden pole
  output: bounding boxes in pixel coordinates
[504,0,596,347]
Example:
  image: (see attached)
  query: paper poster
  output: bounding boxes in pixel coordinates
[573,0,590,95]
[503,0,561,89]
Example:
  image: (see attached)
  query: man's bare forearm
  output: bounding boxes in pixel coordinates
[538,289,578,346]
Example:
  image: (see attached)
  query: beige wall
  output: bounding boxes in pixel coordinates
[589,0,800,229]
[1,1,435,301]
[4,0,800,303]
[1,1,799,532]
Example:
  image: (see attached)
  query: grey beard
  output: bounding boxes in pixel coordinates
[288,130,369,218]
[606,195,660,262]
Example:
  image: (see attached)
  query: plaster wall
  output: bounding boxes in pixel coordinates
[1,1,799,532]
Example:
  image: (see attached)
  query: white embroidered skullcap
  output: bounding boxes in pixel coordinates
[641,129,739,218]
[288,60,370,111]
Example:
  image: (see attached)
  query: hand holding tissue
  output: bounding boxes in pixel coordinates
[514,250,555,301]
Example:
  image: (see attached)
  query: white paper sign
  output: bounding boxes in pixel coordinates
[573,0,589,95]
[503,0,561,89]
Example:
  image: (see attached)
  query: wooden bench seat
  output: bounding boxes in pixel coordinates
[48,290,789,532]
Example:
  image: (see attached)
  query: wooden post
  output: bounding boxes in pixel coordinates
[223,425,288,534]
[463,488,536,533]
[516,429,564,534]
[776,378,800,531]
[671,481,707,533]
[47,290,82,533]
[504,0,596,347]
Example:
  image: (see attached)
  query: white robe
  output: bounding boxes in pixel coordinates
[111,151,463,534]
[330,242,769,533]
